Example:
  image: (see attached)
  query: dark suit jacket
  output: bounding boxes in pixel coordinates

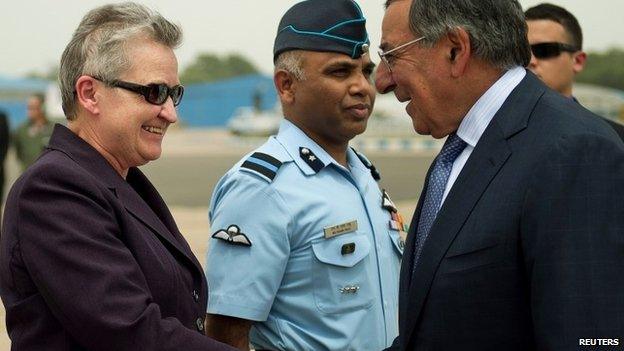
[392,72,624,350]
[603,117,624,141]
[572,95,624,142]
[0,111,9,202]
[0,125,234,351]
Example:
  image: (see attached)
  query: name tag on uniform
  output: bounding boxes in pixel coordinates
[324,220,358,239]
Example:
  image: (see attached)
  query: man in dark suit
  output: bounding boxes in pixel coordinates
[375,0,624,349]
[0,110,8,206]
[0,3,234,350]
[525,3,624,139]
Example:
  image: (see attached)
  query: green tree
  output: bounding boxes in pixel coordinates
[577,48,624,91]
[180,53,259,84]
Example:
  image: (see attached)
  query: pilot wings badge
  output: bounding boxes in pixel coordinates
[212,225,252,247]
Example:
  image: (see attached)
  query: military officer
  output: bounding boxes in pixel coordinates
[205,1,404,350]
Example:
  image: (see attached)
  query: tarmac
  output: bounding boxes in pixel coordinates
[0,127,435,349]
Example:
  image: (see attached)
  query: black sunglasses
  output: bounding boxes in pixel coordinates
[530,42,578,59]
[94,76,184,106]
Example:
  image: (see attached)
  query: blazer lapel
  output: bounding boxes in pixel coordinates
[115,169,201,272]
[402,72,546,344]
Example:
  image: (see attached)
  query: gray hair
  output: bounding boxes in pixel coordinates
[59,2,182,119]
[387,0,530,70]
[274,50,306,81]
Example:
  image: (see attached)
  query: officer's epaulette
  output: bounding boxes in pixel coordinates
[240,152,283,182]
[351,147,381,181]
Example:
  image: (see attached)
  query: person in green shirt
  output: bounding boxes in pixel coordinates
[12,93,54,171]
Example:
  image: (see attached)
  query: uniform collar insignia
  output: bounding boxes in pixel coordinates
[351,147,381,181]
[299,147,325,173]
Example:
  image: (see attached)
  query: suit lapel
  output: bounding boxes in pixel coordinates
[402,72,546,344]
[116,168,201,271]
[404,128,511,339]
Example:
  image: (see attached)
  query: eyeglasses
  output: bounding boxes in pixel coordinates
[93,76,184,106]
[378,36,426,73]
[530,42,578,60]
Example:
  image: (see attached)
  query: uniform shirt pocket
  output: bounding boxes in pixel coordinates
[310,234,374,314]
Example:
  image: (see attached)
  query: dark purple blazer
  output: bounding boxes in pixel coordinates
[0,125,234,351]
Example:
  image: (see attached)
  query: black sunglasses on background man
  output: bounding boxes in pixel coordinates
[530,42,579,59]
[92,76,185,106]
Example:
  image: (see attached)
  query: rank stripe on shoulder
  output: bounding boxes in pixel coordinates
[246,157,279,173]
[241,152,283,181]
[249,152,282,168]
[241,160,277,180]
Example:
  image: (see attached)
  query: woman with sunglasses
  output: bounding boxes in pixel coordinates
[0,3,235,351]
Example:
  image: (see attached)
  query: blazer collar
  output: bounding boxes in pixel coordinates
[46,124,126,189]
[46,124,201,271]
[402,71,547,342]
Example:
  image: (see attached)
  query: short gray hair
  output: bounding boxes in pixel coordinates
[274,50,306,81]
[387,0,530,70]
[59,2,182,119]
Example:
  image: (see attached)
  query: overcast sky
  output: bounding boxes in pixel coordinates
[1,0,622,78]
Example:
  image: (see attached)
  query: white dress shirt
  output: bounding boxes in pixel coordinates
[441,66,526,203]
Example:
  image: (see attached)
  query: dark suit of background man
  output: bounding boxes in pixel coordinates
[525,2,624,140]
[0,111,8,203]
[375,0,624,349]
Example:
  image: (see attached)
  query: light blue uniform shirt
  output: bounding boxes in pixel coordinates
[206,120,402,351]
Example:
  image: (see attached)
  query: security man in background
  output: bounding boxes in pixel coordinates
[204,0,403,350]
[525,3,624,138]
[12,93,54,170]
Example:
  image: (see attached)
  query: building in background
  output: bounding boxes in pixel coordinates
[2,74,623,130]
[178,74,277,127]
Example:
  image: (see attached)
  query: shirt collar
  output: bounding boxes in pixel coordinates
[275,119,337,175]
[346,147,370,173]
[456,66,526,147]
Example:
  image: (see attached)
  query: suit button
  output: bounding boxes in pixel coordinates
[192,289,199,302]
[195,317,204,332]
